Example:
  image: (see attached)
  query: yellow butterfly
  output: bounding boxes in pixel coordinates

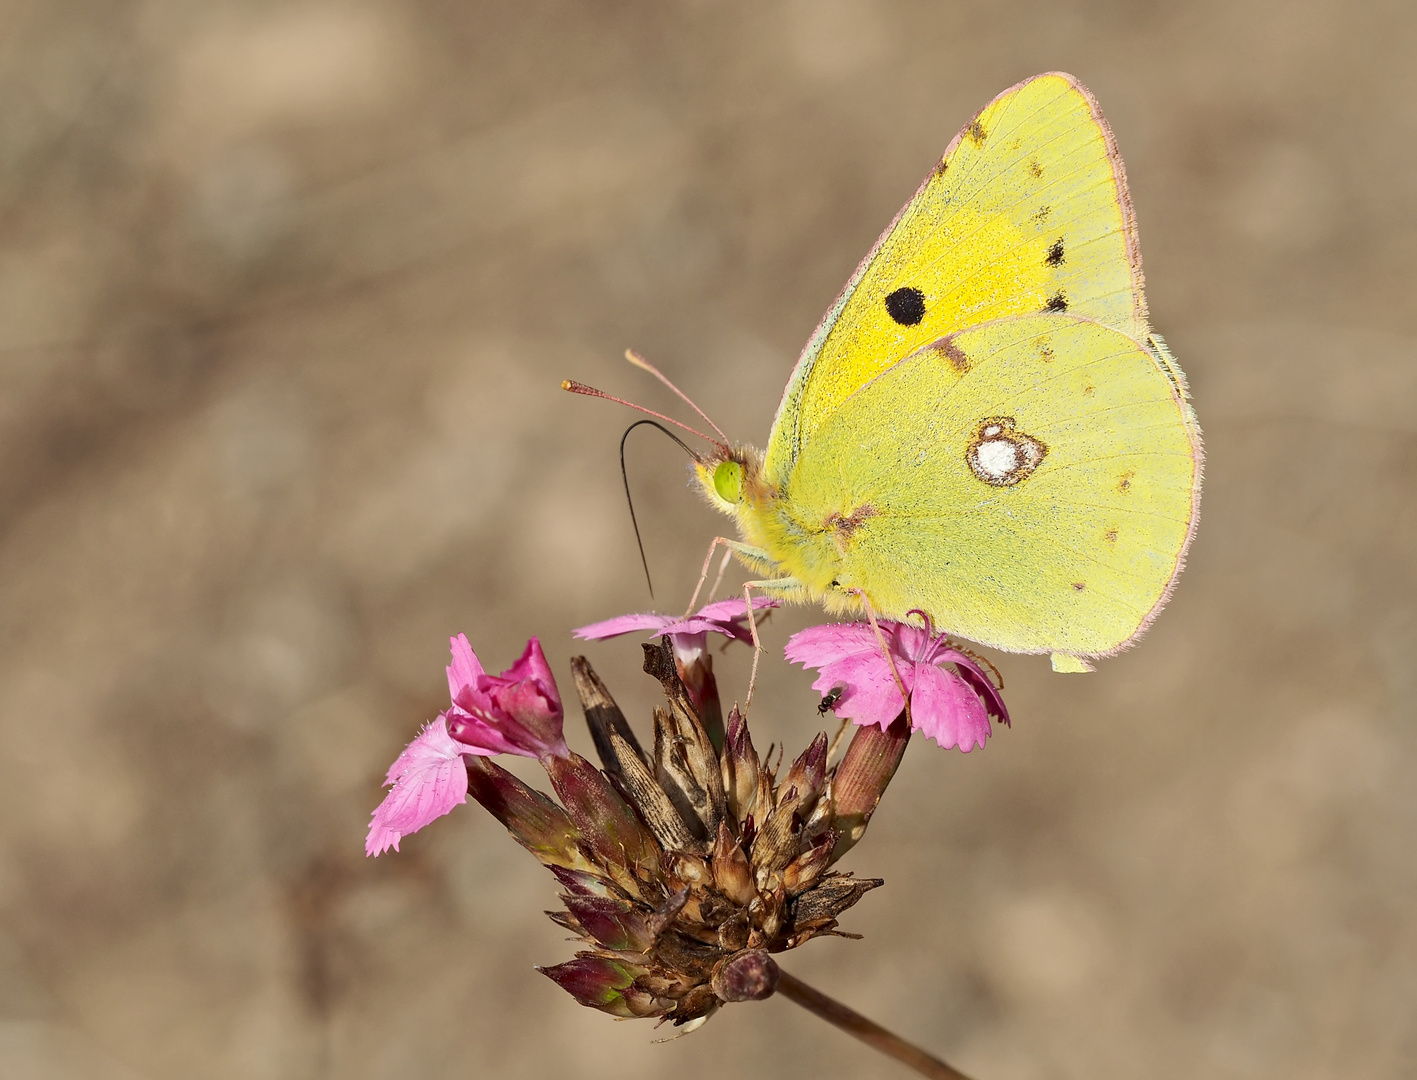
[690,72,1202,674]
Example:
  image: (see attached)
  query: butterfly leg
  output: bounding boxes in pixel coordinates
[851,590,914,730]
[684,536,773,616]
[705,546,734,605]
[727,575,803,710]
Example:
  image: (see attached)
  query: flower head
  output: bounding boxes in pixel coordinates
[786,619,1009,752]
[367,629,906,1030]
[445,634,568,759]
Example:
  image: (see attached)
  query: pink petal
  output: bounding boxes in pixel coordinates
[888,621,936,663]
[443,705,525,757]
[784,621,882,667]
[576,598,779,644]
[788,623,909,729]
[492,680,570,758]
[366,716,477,857]
[910,664,993,752]
[692,596,779,624]
[929,648,1011,727]
[827,658,908,729]
[574,613,675,640]
[447,634,487,703]
[659,615,745,639]
[665,629,709,666]
[501,638,563,716]
[787,620,1008,746]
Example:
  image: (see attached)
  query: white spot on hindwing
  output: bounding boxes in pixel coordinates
[966,416,1047,487]
[974,439,1019,479]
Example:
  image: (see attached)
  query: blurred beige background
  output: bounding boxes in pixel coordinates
[1,1,1414,1078]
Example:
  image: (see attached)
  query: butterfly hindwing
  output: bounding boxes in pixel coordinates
[774,314,1200,658]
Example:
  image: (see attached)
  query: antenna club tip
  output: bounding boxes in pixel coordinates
[560,379,573,391]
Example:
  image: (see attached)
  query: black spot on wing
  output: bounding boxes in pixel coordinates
[1044,291,1068,313]
[1045,239,1065,267]
[884,286,926,326]
[967,120,987,145]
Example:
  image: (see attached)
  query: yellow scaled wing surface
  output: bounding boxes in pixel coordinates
[755,314,1200,659]
[767,72,1145,486]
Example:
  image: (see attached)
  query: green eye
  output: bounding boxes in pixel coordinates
[713,460,743,503]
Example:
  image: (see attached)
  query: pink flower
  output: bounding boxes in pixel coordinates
[366,636,569,857]
[574,597,779,663]
[445,635,568,760]
[785,620,1009,753]
[365,716,474,856]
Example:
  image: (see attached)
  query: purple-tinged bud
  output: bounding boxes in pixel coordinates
[464,756,596,873]
[560,891,685,954]
[539,956,661,1018]
[720,707,762,825]
[782,831,836,894]
[778,731,828,810]
[712,949,780,1002]
[548,865,614,898]
[828,713,910,864]
[753,732,830,877]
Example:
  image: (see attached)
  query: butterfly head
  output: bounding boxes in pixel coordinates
[693,444,767,514]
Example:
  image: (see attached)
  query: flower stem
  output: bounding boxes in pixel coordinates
[775,969,975,1080]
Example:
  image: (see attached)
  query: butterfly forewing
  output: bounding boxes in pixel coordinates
[765,72,1145,487]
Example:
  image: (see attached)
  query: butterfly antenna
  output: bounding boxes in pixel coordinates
[562,380,727,455]
[623,349,731,446]
[620,419,698,599]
